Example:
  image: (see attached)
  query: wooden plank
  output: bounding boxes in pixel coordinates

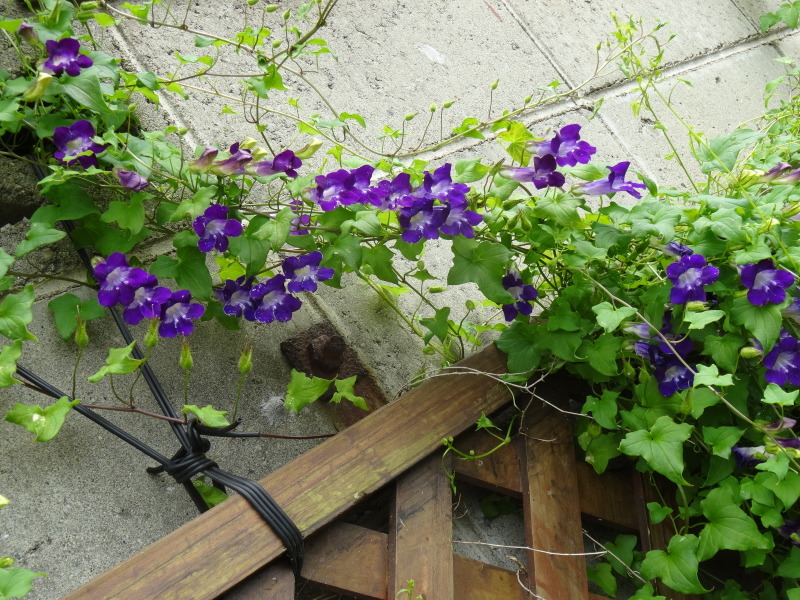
[301,522,386,599]
[65,344,513,600]
[218,561,293,599]
[452,428,522,497]
[453,554,526,600]
[575,462,639,532]
[521,405,589,600]
[388,454,453,599]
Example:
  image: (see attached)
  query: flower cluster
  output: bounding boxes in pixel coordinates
[189,144,301,179]
[93,253,204,338]
[214,251,333,324]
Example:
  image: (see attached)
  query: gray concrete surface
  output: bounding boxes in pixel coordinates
[1,0,799,598]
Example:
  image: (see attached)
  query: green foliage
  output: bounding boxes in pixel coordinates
[87,342,145,383]
[181,405,230,428]
[4,396,79,442]
[284,369,332,413]
[47,294,104,341]
[0,567,46,600]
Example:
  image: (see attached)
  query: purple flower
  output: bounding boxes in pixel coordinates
[775,437,800,449]
[440,203,483,238]
[783,298,800,324]
[308,169,363,211]
[624,322,651,339]
[213,276,256,318]
[415,164,469,204]
[531,124,597,167]
[250,149,302,178]
[288,198,311,235]
[501,154,566,190]
[740,259,795,306]
[123,284,171,325]
[282,251,334,293]
[368,172,415,211]
[758,162,800,185]
[53,120,106,168]
[247,275,302,323]
[43,38,93,77]
[115,168,149,191]
[159,290,205,337]
[189,146,219,172]
[192,204,243,253]
[763,333,800,386]
[397,197,448,243]
[732,445,769,468]
[663,242,693,257]
[778,520,800,547]
[580,161,647,199]
[666,254,719,304]
[654,355,694,396]
[763,417,797,432]
[17,22,36,44]
[501,271,538,321]
[93,253,155,307]
[210,142,253,176]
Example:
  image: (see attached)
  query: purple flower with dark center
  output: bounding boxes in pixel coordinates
[368,172,415,211]
[250,149,302,178]
[189,146,219,172]
[531,124,597,167]
[500,271,538,321]
[192,204,243,253]
[247,275,302,323]
[580,162,647,199]
[778,520,800,547]
[159,290,205,337]
[763,333,800,386]
[740,259,795,306]
[732,445,769,468]
[123,284,171,325]
[397,197,448,243]
[654,355,694,396]
[44,38,93,77]
[115,168,149,191]
[416,163,469,205]
[282,251,334,293]
[308,169,364,211]
[663,241,693,257]
[53,120,106,168]
[210,142,253,176]
[440,204,483,238]
[500,154,566,190]
[666,254,719,304]
[93,252,155,307]
[213,276,257,318]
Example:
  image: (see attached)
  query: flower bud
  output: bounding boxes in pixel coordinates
[21,72,52,101]
[248,0,260,5]
[238,342,253,375]
[685,301,707,312]
[404,112,418,121]
[80,1,99,9]
[0,494,7,508]
[429,103,437,112]
[443,100,455,108]
[251,146,269,161]
[0,557,13,569]
[145,319,160,348]
[422,345,435,355]
[239,137,259,150]
[465,299,476,311]
[282,9,290,20]
[523,95,532,104]
[491,79,499,90]
[294,138,322,159]
[265,4,279,11]
[74,317,89,348]
[180,338,193,372]
[739,346,762,359]
[737,169,761,188]
[271,39,282,48]
[429,286,446,293]
[17,22,36,44]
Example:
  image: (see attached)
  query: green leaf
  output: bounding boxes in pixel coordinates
[170,187,215,222]
[640,534,709,595]
[14,221,66,257]
[448,238,513,303]
[0,249,13,278]
[776,546,800,578]
[585,334,622,376]
[419,307,452,344]
[693,364,734,388]
[762,383,799,406]
[0,567,46,599]
[362,245,398,284]
[619,416,693,485]
[47,294,103,340]
[181,404,230,428]
[647,502,673,525]
[537,329,584,363]
[330,375,368,410]
[756,470,800,508]
[479,493,519,520]
[340,210,382,236]
[697,487,773,561]
[193,477,228,509]
[0,285,38,342]
[453,158,489,183]
[61,73,113,120]
[4,396,79,442]
[729,296,785,353]
[0,341,22,387]
[87,342,145,383]
[150,246,213,300]
[586,562,616,597]
[683,310,725,330]
[582,390,619,430]
[604,534,638,576]
[476,412,499,431]
[531,192,582,227]
[578,431,622,474]
[697,129,765,174]
[284,369,332,413]
[227,236,270,280]
[628,583,666,600]
[702,426,744,459]
[592,302,638,333]
[496,321,542,374]
[700,334,744,373]
[100,196,145,234]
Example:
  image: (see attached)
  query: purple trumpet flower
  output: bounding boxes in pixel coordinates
[500,154,566,190]
[247,275,302,323]
[44,38,93,77]
[189,146,219,172]
[580,161,647,199]
[115,168,149,192]
[282,251,334,293]
[666,254,719,304]
[159,290,205,338]
[123,283,171,325]
[654,355,694,397]
[500,271,538,321]
[250,149,302,178]
[308,169,365,211]
[213,276,257,318]
[368,172,415,211]
[288,198,311,235]
[192,204,243,253]
[416,163,469,205]
[531,124,597,167]
[763,417,797,432]
[17,22,36,44]
[758,162,800,185]
[663,241,693,257]
[739,259,795,306]
[763,332,800,386]
[732,445,770,468]
[93,252,155,307]
[783,297,800,324]
[397,197,448,243]
[440,203,483,238]
[53,120,106,169]
[210,142,253,176]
